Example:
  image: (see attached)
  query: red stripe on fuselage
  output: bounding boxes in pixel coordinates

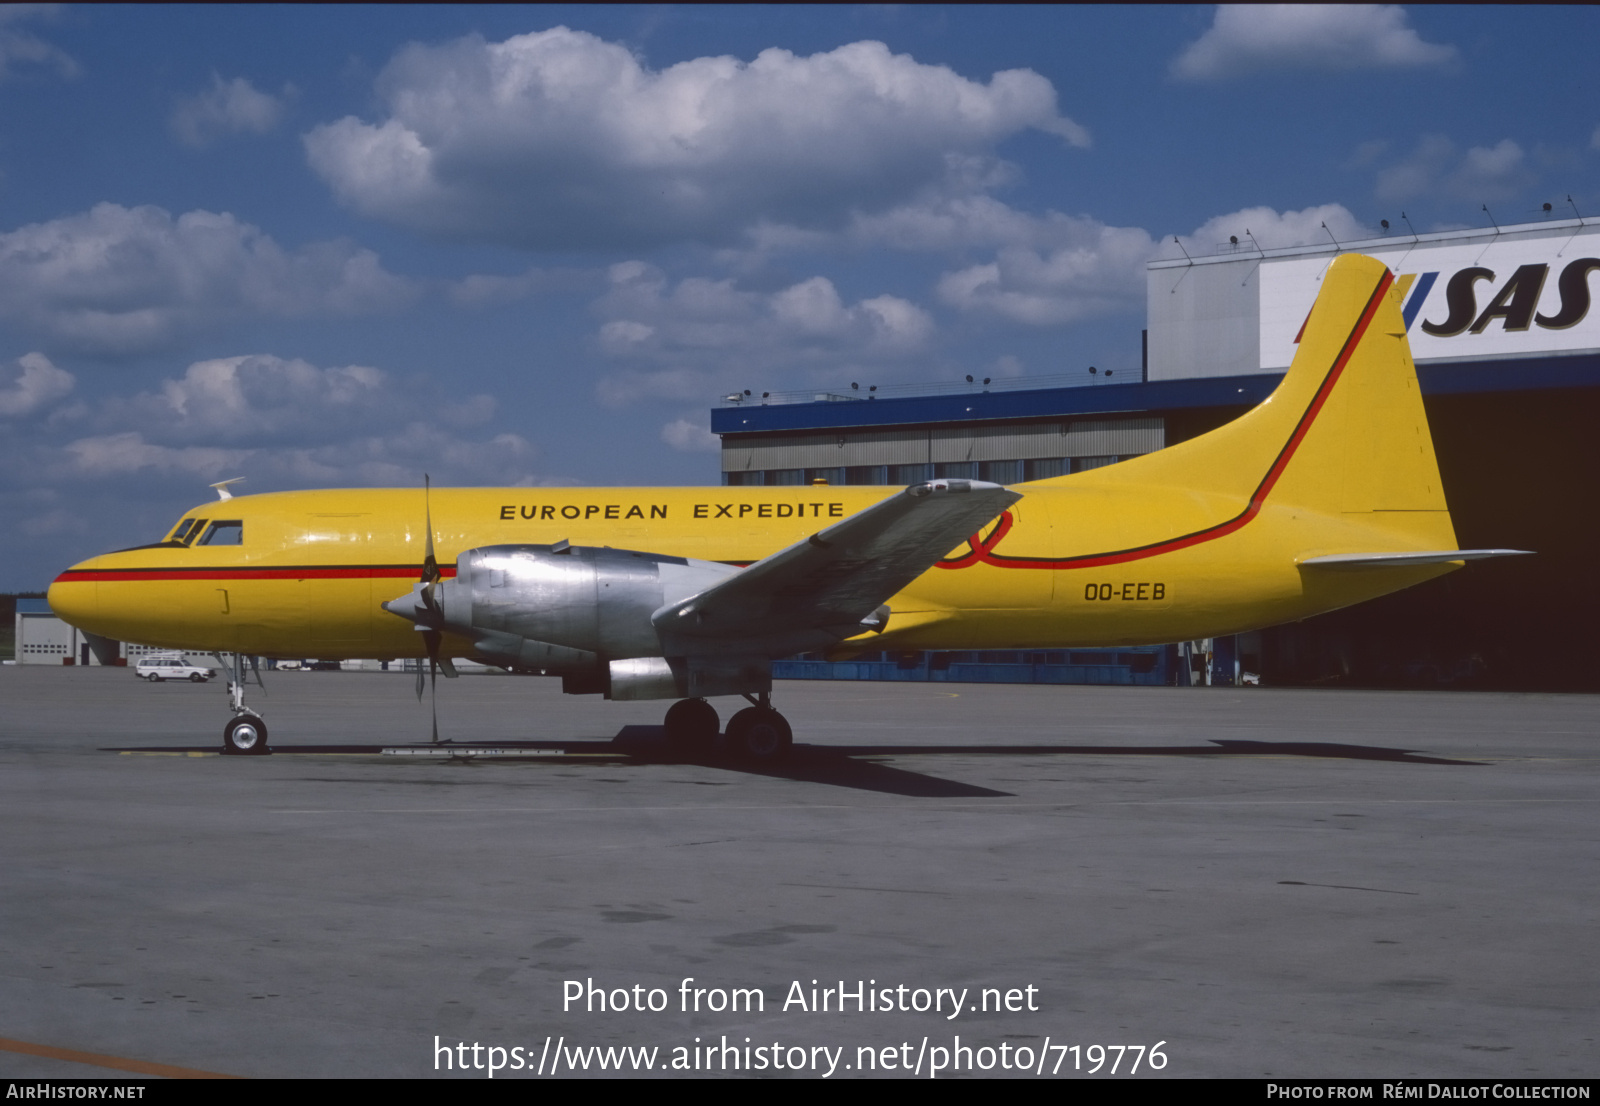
[53,565,458,583]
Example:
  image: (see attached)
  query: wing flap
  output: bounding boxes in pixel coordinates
[654,479,1020,653]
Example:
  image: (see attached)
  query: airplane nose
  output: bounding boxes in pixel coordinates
[48,562,100,633]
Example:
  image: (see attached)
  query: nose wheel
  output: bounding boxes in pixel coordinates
[223,713,269,755]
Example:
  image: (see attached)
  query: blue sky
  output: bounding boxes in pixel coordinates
[3,4,1597,589]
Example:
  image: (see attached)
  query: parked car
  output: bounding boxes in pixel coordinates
[134,654,216,683]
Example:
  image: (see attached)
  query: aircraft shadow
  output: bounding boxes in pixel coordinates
[626,734,1484,796]
[104,733,1481,800]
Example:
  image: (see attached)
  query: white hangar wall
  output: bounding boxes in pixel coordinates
[1147,218,1600,381]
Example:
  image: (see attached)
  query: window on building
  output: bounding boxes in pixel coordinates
[845,466,888,485]
[770,469,805,486]
[1074,456,1118,473]
[890,463,932,484]
[1023,458,1067,481]
[978,459,1023,484]
[725,471,764,486]
[934,462,977,480]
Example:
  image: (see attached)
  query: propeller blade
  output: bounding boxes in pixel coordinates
[410,474,450,742]
[422,627,445,742]
[420,473,440,606]
[430,661,440,745]
[419,628,441,698]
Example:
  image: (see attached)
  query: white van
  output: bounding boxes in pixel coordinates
[134,654,216,683]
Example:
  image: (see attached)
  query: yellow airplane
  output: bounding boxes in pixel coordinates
[48,254,1525,758]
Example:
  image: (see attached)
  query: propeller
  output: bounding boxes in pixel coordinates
[379,475,463,744]
[411,475,456,743]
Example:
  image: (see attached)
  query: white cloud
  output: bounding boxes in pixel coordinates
[593,262,935,406]
[45,353,550,489]
[1172,5,1456,81]
[848,194,1062,254]
[0,203,415,355]
[0,6,78,82]
[936,221,1158,325]
[935,202,1377,328]
[448,265,594,307]
[90,353,503,449]
[304,28,1087,250]
[64,432,249,483]
[124,355,390,443]
[1181,203,1373,254]
[598,263,932,360]
[660,417,720,453]
[61,426,546,489]
[0,352,73,416]
[1374,136,1534,204]
[1373,134,1455,203]
[170,74,288,146]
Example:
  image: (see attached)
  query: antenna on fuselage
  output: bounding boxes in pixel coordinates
[210,477,246,501]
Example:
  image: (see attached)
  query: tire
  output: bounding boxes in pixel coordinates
[146,672,162,682]
[189,672,204,683]
[725,706,792,762]
[664,698,719,754]
[223,715,269,756]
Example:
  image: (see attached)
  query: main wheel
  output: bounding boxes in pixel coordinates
[725,706,792,761]
[664,698,719,754]
[222,715,269,756]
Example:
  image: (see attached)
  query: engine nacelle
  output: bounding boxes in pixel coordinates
[383,543,754,699]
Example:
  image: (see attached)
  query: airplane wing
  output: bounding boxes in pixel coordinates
[653,479,1021,655]
[1298,549,1532,568]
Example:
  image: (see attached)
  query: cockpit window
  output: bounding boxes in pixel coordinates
[196,520,243,546]
[170,518,200,544]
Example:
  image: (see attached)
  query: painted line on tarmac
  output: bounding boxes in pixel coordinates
[118,751,215,757]
[0,1035,237,1079]
[263,796,1600,815]
[270,803,857,814]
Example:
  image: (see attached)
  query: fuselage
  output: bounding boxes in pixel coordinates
[47,479,1454,661]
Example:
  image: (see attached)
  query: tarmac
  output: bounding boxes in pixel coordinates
[1,664,1595,1079]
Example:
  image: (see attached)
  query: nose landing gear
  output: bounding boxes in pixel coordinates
[215,652,270,756]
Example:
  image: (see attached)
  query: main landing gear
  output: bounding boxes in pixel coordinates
[664,697,719,753]
[662,694,792,761]
[216,652,270,756]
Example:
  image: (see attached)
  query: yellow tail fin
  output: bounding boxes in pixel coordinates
[1052,252,1457,554]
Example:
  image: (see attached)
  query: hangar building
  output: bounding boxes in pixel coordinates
[711,217,1600,690]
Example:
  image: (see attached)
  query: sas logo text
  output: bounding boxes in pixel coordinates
[1408,257,1600,337]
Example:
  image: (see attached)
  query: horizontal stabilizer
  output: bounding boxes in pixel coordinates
[1298,549,1532,569]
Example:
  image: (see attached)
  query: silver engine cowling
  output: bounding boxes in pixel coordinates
[382,544,763,700]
